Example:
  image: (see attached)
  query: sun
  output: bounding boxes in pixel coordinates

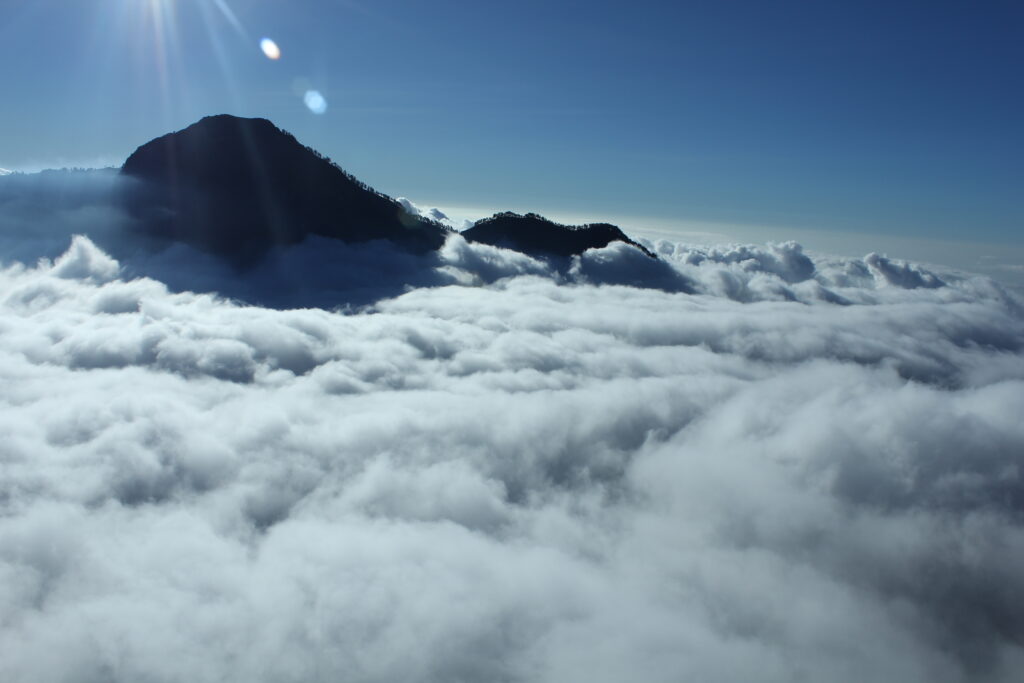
[107,0,297,117]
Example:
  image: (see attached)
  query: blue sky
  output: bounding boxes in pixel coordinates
[0,0,1021,253]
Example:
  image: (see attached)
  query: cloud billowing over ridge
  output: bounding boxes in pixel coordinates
[1,234,1023,682]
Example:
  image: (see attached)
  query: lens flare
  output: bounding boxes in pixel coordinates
[304,90,328,114]
[260,38,281,60]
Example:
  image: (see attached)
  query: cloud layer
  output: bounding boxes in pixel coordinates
[1,169,1014,309]
[1,234,1023,682]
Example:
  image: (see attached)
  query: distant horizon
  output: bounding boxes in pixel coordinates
[5,109,1022,290]
[6,109,1024,249]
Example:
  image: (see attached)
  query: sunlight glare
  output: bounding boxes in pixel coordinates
[260,38,281,60]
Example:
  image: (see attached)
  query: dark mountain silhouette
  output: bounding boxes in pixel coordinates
[462,212,656,260]
[120,115,449,264]
[116,114,656,269]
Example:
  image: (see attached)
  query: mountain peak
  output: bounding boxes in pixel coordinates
[198,113,275,126]
[121,114,448,263]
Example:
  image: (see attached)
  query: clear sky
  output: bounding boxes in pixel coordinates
[1,0,1022,251]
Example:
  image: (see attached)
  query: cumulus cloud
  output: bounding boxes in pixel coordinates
[0,234,1023,682]
[397,197,452,225]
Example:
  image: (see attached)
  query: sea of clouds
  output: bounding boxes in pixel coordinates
[2,174,1024,682]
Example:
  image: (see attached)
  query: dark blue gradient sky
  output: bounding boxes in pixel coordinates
[1,0,1021,246]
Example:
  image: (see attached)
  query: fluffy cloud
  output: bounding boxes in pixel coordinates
[396,197,474,233]
[397,197,451,224]
[1,234,1022,682]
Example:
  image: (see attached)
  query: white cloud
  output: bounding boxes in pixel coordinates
[49,234,121,284]
[397,197,467,229]
[0,235,1022,682]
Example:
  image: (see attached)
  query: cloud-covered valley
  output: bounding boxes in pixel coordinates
[2,226,1023,682]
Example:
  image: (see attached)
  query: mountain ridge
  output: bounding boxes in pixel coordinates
[463,211,656,260]
[118,114,652,266]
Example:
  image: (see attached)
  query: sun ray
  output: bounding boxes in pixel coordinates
[210,0,249,39]
[143,1,173,125]
[195,0,245,111]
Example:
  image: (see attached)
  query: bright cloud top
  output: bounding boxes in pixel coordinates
[0,235,1023,682]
